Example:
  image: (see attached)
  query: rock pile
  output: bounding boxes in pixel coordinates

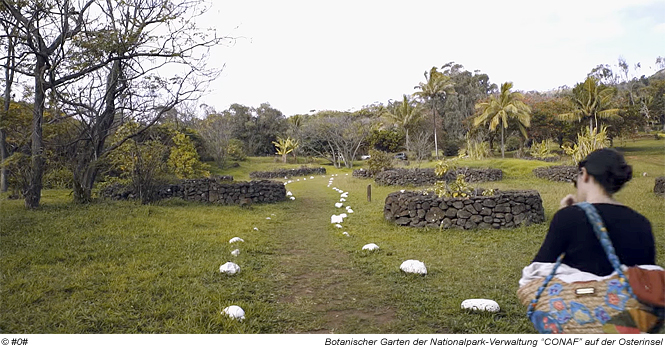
[249,166,326,179]
[384,190,545,229]
[532,165,577,182]
[374,167,503,187]
[655,176,665,195]
[351,168,373,179]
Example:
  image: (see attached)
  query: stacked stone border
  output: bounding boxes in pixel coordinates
[102,179,286,205]
[519,156,560,162]
[373,167,503,187]
[532,165,577,182]
[249,166,326,179]
[655,176,665,195]
[384,190,545,230]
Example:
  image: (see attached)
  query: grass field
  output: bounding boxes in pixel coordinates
[1,139,664,334]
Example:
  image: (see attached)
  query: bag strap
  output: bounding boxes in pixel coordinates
[526,253,565,319]
[574,202,633,289]
[526,202,636,319]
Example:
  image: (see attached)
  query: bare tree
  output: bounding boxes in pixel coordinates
[302,113,372,168]
[1,0,229,205]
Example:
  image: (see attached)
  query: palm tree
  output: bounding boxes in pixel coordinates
[558,76,621,132]
[382,95,422,152]
[473,82,531,158]
[414,67,454,159]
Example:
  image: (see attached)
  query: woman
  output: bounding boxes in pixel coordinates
[531,148,656,276]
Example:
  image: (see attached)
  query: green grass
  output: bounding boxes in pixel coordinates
[1,138,664,334]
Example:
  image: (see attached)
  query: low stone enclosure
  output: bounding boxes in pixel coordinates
[371,167,503,187]
[101,178,286,205]
[384,190,545,230]
[655,176,665,195]
[532,165,577,182]
[249,166,326,179]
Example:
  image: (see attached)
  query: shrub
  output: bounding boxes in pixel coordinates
[0,152,30,198]
[562,126,610,164]
[529,140,555,159]
[459,139,491,160]
[366,149,393,175]
[443,140,460,156]
[43,166,73,189]
[368,129,404,153]
[505,136,521,151]
[227,139,246,161]
[168,131,211,179]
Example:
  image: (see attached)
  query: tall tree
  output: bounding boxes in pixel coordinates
[558,76,621,132]
[1,0,99,208]
[382,94,421,152]
[54,0,224,203]
[413,66,454,159]
[473,82,531,158]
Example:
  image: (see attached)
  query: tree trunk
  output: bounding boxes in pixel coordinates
[405,129,410,153]
[500,125,505,158]
[1,31,15,193]
[25,57,46,209]
[72,61,121,203]
[432,101,438,160]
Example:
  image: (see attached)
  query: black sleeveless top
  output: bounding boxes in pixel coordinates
[532,203,656,276]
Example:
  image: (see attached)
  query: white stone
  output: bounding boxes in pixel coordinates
[284,182,288,185]
[347,209,354,214]
[253,227,259,231]
[339,213,347,218]
[342,231,350,236]
[297,179,299,181]
[229,237,244,243]
[231,249,240,256]
[331,215,343,224]
[335,202,343,208]
[340,198,346,202]
[222,305,245,320]
[290,196,296,200]
[400,260,427,274]
[334,224,343,228]
[286,191,292,196]
[288,180,292,183]
[266,217,271,220]
[303,178,307,181]
[219,262,240,275]
[643,172,648,177]
[400,190,405,193]
[346,206,351,210]
[461,299,500,313]
[310,176,315,179]
[362,243,379,251]
[341,192,348,198]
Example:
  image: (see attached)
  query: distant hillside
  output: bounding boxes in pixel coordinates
[650,68,665,81]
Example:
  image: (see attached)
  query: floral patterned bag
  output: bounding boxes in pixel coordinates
[519,202,664,334]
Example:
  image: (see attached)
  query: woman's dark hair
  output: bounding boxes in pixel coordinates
[578,148,632,195]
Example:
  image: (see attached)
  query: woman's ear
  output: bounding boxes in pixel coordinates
[580,167,591,185]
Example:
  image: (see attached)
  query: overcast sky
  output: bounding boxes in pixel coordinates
[199,0,665,117]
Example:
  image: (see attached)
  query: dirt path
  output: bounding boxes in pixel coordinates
[269,177,395,333]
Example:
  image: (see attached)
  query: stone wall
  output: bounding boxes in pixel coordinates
[655,176,665,195]
[533,165,577,182]
[102,179,286,205]
[519,156,560,162]
[374,167,503,187]
[249,166,326,179]
[384,190,545,229]
[352,168,375,179]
